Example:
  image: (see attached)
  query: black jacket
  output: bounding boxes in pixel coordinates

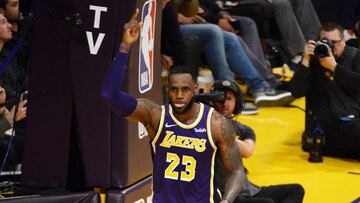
[289,46,360,122]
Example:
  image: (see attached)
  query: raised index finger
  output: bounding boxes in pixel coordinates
[129,8,140,23]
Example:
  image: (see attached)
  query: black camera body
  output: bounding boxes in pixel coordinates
[196,80,245,115]
[195,90,226,106]
[314,39,333,58]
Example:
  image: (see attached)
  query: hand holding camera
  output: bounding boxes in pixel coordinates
[302,39,337,72]
[316,40,337,72]
[301,40,316,67]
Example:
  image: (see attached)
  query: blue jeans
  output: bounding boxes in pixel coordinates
[179,23,269,91]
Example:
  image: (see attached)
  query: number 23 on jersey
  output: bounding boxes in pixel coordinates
[164,152,197,182]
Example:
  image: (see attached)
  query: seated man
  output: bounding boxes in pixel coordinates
[289,23,360,160]
[198,0,281,88]
[0,12,27,171]
[211,80,305,203]
[173,1,293,107]
[0,85,26,171]
[220,0,321,63]
[0,0,31,107]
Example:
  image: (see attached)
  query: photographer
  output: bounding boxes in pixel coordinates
[289,23,360,160]
[210,80,305,203]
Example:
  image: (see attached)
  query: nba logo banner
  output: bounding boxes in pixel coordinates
[139,0,156,94]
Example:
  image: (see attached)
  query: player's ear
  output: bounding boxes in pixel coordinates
[194,82,199,94]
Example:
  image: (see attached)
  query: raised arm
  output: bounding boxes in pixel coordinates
[101,9,161,139]
[211,111,244,203]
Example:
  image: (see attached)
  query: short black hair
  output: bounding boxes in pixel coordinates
[318,22,345,39]
[168,64,198,82]
[0,0,8,9]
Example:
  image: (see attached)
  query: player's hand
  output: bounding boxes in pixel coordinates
[122,9,143,47]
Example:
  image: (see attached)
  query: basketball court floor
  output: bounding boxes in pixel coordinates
[235,97,360,203]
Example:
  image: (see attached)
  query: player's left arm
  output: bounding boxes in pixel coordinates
[211,111,244,203]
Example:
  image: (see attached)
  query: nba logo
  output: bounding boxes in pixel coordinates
[139,0,156,94]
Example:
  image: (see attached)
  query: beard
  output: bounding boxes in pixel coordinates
[170,97,195,114]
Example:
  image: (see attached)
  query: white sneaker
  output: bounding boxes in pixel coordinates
[224,0,240,7]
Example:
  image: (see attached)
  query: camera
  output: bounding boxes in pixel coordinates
[195,89,226,106]
[314,39,333,58]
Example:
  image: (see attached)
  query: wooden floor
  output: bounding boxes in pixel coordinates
[235,97,360,203]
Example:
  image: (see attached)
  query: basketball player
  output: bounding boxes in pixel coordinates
[101,9,244,203]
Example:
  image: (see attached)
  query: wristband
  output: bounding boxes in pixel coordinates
[119,43,130,54]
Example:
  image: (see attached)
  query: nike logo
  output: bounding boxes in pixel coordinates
[165,123,177,128]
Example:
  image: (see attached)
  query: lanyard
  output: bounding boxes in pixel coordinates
[0,39,22,75]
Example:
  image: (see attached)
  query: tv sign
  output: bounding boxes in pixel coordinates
[139,0,156,94]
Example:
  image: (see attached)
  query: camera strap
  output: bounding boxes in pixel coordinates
[0,38,22,76]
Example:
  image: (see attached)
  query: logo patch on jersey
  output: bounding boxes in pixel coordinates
[194,128,206,133]
[160,131,207,153]
[139,0,156,94]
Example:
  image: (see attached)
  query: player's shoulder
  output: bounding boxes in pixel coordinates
[210,109,226,133]
[210,108,236,141]
[137,98,162,111]
[210,108,226,124]
[133,98,162,122]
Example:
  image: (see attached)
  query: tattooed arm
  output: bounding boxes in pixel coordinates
[127,98,162,140]
[211,110,244,203]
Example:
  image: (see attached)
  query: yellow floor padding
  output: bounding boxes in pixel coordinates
[234,97,360,203]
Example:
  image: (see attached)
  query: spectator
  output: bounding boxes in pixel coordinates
[174,0,293,106]
[0,0,31,108]
[161,0,187,69]
[0,85,26,171]
[220,0,321,63]
[198,0,280,88]
[0,11,27,171]
[211,80,305,203]
[289,23,360,160]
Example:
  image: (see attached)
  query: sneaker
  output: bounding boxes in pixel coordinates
[253,88,294,107]
[241,102,260,115]
[224,0,240,7]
